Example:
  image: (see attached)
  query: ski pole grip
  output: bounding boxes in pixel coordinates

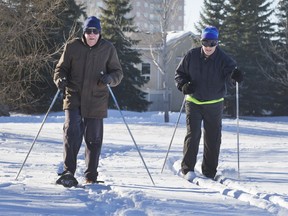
[100,71,111,87]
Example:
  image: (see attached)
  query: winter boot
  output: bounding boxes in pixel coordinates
[56,171,78,188]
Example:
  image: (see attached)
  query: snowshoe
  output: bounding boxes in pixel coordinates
[56,171,78,188]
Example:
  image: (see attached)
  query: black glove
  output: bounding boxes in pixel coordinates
[181,82,196,95]
[231,68,243,83]
[100,73,112,85]
[56,77,67,91]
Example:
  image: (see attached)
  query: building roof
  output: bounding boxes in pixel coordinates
[125,31,197,49]
[166,31,197,46]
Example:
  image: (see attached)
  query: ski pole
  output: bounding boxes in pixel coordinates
[161,97,185,173]
[236,81,240,179]
[15,89,61,180]
[105,82,155,186]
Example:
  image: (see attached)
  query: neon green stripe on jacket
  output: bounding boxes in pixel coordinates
[186,95,224,105]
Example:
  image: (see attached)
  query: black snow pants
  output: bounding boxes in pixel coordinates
[63,109,103,181]
[181,101,223,178]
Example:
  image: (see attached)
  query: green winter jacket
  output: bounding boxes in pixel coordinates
[54,35,123,118]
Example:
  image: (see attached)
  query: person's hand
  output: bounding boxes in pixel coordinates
[56,77,67,91]
[100,73,112,85]
[182,82,196,95]
[231,68,243,83]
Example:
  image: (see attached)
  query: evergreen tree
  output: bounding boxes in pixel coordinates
[274,0,288,94]
[259,0,288,115]
[275,0,288,45]
[195,0,227,37]
[100,0,150,111]
[221,0,276,116]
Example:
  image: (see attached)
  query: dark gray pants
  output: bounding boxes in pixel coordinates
[181,101,223,178]
[63,109,103,181]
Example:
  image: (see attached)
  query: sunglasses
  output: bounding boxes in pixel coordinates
[85,28,100,35]
[201,40,218,47]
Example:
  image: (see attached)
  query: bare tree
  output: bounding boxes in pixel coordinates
[0,0,83,114]
[140,0,182,122]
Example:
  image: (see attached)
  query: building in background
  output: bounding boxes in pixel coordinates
[76,0,184,32]
[75,0,195,112]
[130,31,196,111]
[128,0,184,32]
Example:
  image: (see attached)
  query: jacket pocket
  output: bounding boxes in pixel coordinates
[90,89,109,111]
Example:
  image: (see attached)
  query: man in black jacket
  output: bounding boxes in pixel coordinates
[175,26,243,181]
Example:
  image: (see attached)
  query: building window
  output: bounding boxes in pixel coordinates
[141,63,151,81]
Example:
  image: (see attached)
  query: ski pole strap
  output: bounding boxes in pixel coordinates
[186,95,224,105]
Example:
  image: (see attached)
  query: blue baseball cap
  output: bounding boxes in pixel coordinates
[201,26,219,40]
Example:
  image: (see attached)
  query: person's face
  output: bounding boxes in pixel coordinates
[84,28,100,46]
[201,40,218,56]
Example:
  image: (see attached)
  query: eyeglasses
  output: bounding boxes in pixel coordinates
[201,40,218,47]
[85,28,100,35]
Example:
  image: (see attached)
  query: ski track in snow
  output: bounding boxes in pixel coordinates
[1,111,288,215]
[0,143,151,216]
[168,158,288,215]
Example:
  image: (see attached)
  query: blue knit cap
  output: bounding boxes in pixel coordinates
[201,26,219,40]
[83,16,101,32]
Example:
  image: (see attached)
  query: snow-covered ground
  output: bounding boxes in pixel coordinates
[0,110,287,215]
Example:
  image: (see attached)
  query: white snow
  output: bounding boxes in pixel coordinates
[0,110,288,216]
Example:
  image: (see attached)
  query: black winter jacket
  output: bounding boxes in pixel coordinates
[175,46,236,101]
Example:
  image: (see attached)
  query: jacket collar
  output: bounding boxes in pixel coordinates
[200,46,218,60]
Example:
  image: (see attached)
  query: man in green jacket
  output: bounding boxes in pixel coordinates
[54,16,123,187]
[175,26,243,181]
